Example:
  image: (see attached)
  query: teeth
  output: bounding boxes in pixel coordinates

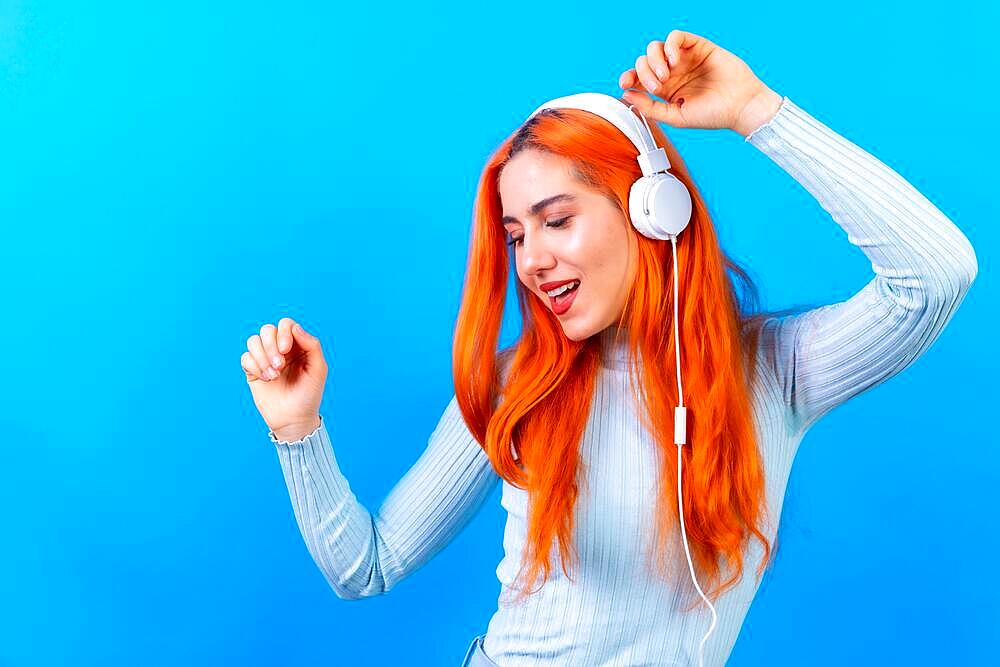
[546,280,579,297]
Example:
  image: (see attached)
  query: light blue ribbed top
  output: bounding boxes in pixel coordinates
[268,96,978,666]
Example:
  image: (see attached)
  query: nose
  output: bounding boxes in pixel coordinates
[519,232,556,278]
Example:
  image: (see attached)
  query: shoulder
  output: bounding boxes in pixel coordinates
[739,313,785,390]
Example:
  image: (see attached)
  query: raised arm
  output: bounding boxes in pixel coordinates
[270,393,500,599]
[747,96,978,437]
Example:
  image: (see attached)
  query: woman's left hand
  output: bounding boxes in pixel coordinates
[618,29,783,137]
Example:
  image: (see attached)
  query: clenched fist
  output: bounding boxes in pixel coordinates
[241,317,328,442]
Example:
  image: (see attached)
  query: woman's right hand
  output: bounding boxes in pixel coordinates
[241,317,328,442]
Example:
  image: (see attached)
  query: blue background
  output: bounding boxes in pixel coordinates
[2,1,996,665]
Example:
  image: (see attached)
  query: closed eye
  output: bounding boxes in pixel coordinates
[506,217,572,247]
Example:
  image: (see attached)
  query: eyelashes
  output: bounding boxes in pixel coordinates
[505,217,573,248]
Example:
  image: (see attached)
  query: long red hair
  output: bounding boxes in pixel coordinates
[453,99,794,609]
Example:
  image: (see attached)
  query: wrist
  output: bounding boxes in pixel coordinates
[732,85,783,139]
[272,415,322,443]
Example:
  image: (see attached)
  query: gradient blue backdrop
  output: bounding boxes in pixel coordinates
[2,1,996,665]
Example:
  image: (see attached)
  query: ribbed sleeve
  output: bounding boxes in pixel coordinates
[270,395,499,599]
[746,96,978,435]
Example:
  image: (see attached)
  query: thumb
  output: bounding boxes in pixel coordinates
[620,90,686,128]
[291,321,321,352]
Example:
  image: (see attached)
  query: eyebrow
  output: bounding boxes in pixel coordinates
[501,193,577,226]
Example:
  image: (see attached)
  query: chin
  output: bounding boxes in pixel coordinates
[558,319,598,342]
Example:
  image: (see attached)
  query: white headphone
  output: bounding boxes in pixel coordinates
[527,92,692,240]
[525,92,717,667]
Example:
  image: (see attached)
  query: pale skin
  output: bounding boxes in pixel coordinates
[499,153,639,343]
[242,29,784,442]
[616,29,784,138]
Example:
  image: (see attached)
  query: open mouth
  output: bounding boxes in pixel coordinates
[548,280,580,315]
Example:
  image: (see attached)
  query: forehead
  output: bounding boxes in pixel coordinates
[498,150,579,212]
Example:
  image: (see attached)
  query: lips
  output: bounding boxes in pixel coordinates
[549,280,580,315]
[539,278,578,292]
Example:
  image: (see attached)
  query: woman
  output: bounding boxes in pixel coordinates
[240,29,977,666]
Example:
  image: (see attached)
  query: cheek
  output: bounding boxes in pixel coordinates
[561,227,605,267]
[516,266,533,291]
[576,231,624,275]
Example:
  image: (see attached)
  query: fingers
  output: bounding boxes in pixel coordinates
[620,89,656,118]
[622,30,706,94]
[291,320,320,351]
[634,55,661,95]
[244,318,320,384]
[618,68,644,92]
[645,40,670,82]
[259,323,283,371]
[663,30,680,67]
[247,334,278,381]
[620,88,682,128]
[241,351,264,381]
[664,29,707,64]
[277,317,294,355]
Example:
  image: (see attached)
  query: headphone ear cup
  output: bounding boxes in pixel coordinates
[628,177,660,240]
[629,174,693,240]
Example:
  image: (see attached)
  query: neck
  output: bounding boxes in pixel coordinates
[597,324,630,370]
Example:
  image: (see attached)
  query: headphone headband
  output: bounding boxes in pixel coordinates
[527,92,672,177]
[523,91,692,241]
